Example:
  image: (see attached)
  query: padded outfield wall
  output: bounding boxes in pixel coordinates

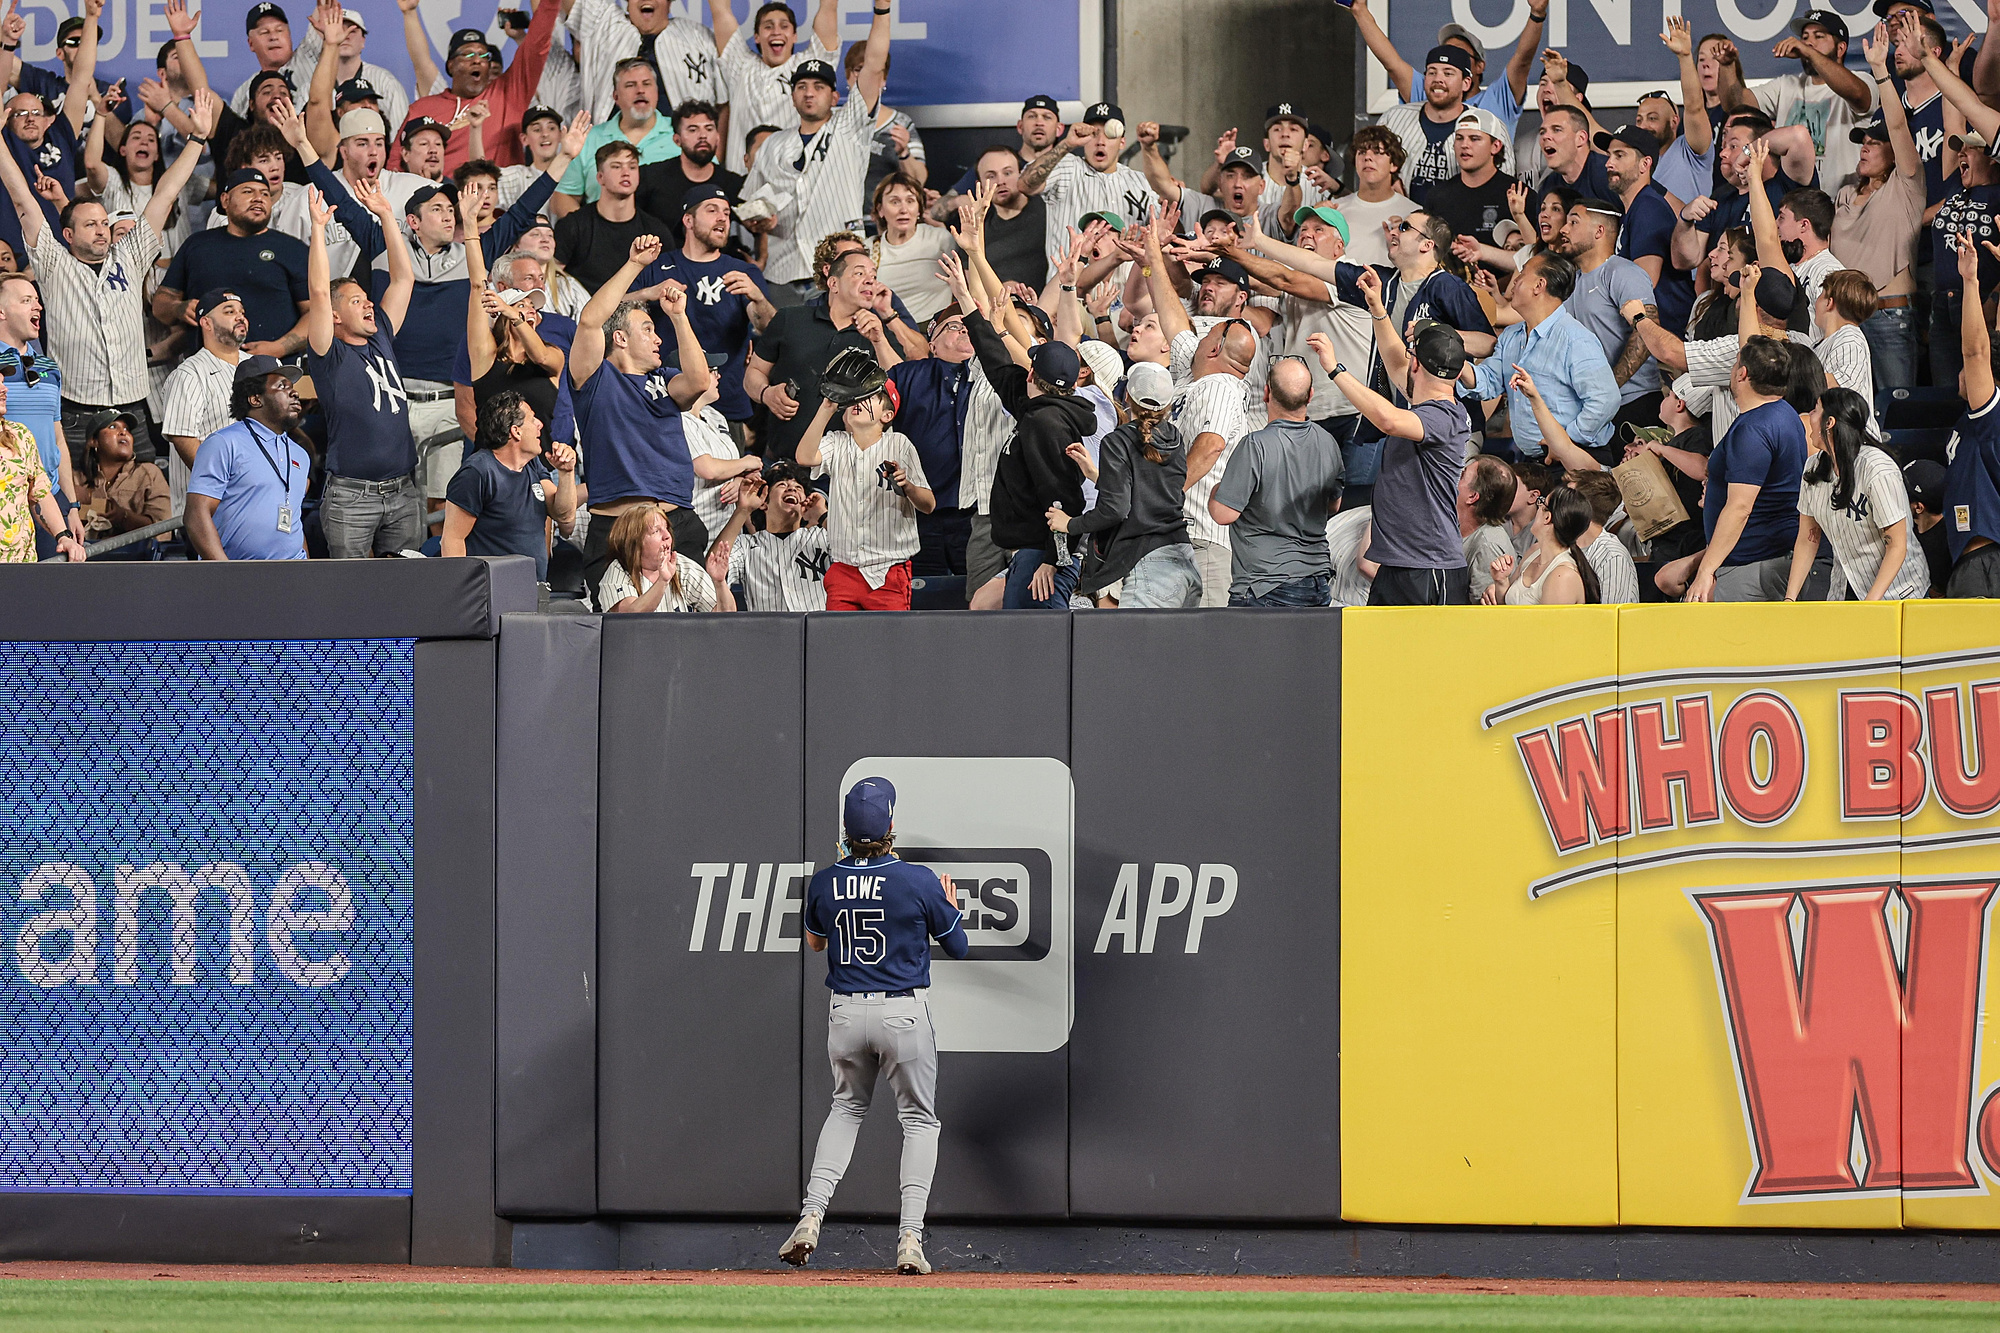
[7,571,2000,1276]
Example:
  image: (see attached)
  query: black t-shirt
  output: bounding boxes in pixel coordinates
[1649,422,1715,564]
[751,301,879,461]
[554,203,675,293]
[1406,112,1459,206]
[1529,152,1614,230]
[306,325,419,481]
[1916,514,1950,594]
[472,358,559,452]
[445,447,555,579]
[634,159,745,245]
[1423,169,1516,251]
[163,226,311,345]
[983,195,1049,290]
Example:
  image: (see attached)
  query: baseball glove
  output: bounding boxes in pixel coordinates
[819,345,886,406]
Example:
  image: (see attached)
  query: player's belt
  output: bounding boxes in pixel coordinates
[836,990,915,999]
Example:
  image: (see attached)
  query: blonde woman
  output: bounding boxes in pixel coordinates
[598,501,735,612]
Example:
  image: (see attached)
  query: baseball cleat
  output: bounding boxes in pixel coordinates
[779,1210,821,1267]
[895,1229,931,1275]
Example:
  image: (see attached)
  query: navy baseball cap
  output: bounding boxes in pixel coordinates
[1082,101,1122,125]
[521,104,563,131]
[196,287,244,319]
[1409,320,1466,379]
[406,181,460,215]
[1424,44,1475,77]
[335,77,380,106]
[1022,94,1060,114]
[1200,256,1250,290]
[1029,340,1080,390]
[1198,207,1238,230]
[844,777,896,841]
[220,167,270,193]
[1594,124,1661,159]
[56,16,103,43]
[792,58,837,89]
[1793,8,1849,43]
[1873,0,1932,17]
[1906,459,1946,510]
[682,181,732,212]
[401,115,450,146]
[449,27,491,58]
[245,2,287,30]
[1264,102,1308,128]
[1851,114,1891,144]
[246,69,291,101]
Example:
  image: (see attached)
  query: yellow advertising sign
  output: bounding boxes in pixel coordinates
[1342,603,2000,1230]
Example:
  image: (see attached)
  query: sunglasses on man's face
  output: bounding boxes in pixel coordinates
[58,37,80,49]
[1395,220,1420,234]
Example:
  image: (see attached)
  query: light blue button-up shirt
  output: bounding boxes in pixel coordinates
[1468,305,1621,457]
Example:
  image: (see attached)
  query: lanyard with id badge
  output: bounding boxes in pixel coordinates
[247,422,299,534]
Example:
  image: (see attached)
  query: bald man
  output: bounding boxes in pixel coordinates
[1209,357,1345,605]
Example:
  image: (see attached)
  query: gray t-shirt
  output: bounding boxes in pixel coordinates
[1365,398,1470,571]
[1213,419,1345,595]
[1464,523,1515,603]
[1564,256,1660,404]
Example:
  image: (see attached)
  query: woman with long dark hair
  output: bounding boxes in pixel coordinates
[1047,362,1198,608]
[1785,386,1930,601]
[1483,485,1602,605]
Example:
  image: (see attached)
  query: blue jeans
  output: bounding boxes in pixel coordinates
[1229,572,1332,607]
[1862,305,1917,395]
[1002,547,1079,608]
[1119,543,1200,607]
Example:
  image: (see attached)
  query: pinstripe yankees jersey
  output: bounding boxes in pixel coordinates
[812,429,928,585]
[742,91,876,284]
[158,347,238,516]
[1173,371,1252,549]
[683,402,741,544]
[1040,155,1158,259]
[719,34,835,174]
[1800,445,1931,599]
[728,522,831,610]
[958,359,1012,516]
[567,3,724,126]
[31,220,160,407]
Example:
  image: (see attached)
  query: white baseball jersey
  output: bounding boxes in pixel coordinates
[1795,247,1844,342]
[32,220,159,408]
[728,522,831,610]
[742,88,876,285]
[1327,504,1375,605]
[566,2,723,127]
[598,553,718,612]
[1172,371,1252,549]
[158,346,239,515]
[958,360,1012,515]
[1817,321,1880,437]
[1584,529,1640,604]
[1799,444,1931,600]
[1040,155,1158,260]
[811,428,928,585]
[719,32,834,174]
[682,403,740,545]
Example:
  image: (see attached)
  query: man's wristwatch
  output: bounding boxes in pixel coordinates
[1333,363,1349,378]
[1528,7,1548,20]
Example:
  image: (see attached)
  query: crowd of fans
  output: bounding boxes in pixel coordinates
[7,0,2000,608]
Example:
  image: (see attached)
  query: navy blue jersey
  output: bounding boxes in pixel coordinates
[1946,388,2000,562]
[804,854,968,993]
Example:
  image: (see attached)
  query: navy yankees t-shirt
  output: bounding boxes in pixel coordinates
[1946,388,2000,562]
[307,326,419,481]
[1931,184,2000,297]
[165,228,311,347]
[804,853,969,993]
[1706,399,1806,565]
[571,361,695,505]
[0,119,79,260]
[1619,183,1694,337]
[647,250,767,422]
[445,447,555,578]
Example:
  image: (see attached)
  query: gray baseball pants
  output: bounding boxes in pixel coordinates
[803,993,940,1236]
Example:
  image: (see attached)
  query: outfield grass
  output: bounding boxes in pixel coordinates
[0,1282,1991,1333]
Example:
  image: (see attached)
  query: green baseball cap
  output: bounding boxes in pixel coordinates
[1078,209,1127,232]
[1294,204,1350,244]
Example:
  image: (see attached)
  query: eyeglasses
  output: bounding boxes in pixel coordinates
[1394,220,1420,234]
[8,108,46,120]
[2,352,42,386]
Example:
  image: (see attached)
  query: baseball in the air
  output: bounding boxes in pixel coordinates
[1103,117,1125,139]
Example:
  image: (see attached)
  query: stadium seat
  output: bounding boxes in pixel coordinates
[1883,427,1952,468]
[910,575,967,610]
[547,543,587,602]
[1877,387,1966,433]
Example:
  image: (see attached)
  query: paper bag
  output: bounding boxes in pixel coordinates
[1610,448,1690,542]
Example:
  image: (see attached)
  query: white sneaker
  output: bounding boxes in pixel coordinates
[895,1228,931,1275]
[779,1210,821,1267]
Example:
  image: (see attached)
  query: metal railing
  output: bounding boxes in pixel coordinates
[39,514,184,562]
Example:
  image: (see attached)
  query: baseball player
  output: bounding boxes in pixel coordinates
[782,777,969,1276]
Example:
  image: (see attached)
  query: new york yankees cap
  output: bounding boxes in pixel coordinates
[1030,340,1080,390]
[844,777,895,841]
[233,354,303,385]
[791,58,837,88]
[1081,101,1122,125]
[1408,320,1466,379]
[1793,8,1848,43]
[1200,256,1251,290]
[196,288,245,319]
[401,115,450,147]
[82,408,139,440]
[521,105,563,131]
[220,168,270,193]
[245,2,287,30]
[406,182,460,215]
[335,77,380,106]
[1264,102,1308,128]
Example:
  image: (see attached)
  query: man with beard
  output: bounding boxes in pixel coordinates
[569,0,725,128]
[1598,123,1693,336]
[161,290,250,514]
[887,303,977,578]
[637,100,745,244]
[1428,108,1513,272]
[1348,1,1545,135]
[156,169,311,357]
[1377,45,1480,205]
[1024,101,1158,260]
[184,355,311,561]
[1558,198,1663,440]
[649,184,772,438]
[1756,9,1873,192]
[939,94,1066,206]
[707,0,841,174]
[396,7,557,172]
[0,85,211,471]
[551,58,680,215]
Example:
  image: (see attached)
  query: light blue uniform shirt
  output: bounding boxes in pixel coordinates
[557,116,682,204]
[185,419,309,560]
[1469,306,1621,457]
[1470,78,1524,136]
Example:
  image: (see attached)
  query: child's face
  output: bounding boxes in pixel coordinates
[843,395,891,430]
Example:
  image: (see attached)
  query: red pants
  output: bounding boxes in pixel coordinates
[824,560,913,610]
